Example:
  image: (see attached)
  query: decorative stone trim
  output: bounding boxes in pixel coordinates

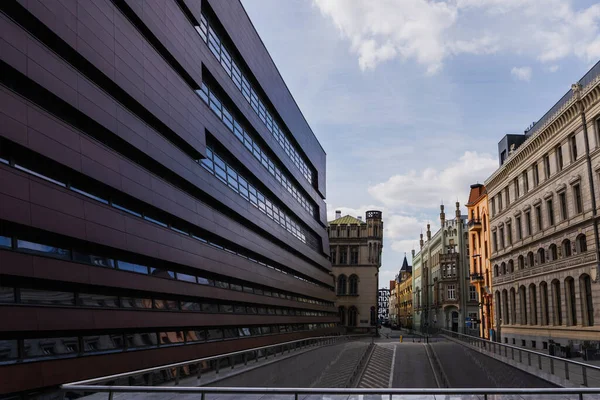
[532,198,542,207]
[569,175,581,185]
[543,192,554,200]
[556,183,567,193]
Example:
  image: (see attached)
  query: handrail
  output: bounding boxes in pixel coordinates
[60,385,600,395]
[440,329,600,387]
[440,329,600,372]
[63,334,371,387]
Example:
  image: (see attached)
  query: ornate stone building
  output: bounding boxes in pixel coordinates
[397,256,413,329]
[328,210,383,333]
[486,68,600,349]
[412,203,479,333]
[466,183,495,339]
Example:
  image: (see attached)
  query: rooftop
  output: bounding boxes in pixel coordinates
[328,215,366,225]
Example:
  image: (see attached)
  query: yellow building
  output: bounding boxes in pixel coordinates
[466,184,494,339]
[397,257,413,329]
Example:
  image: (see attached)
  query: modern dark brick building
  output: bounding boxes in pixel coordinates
[0,0,335,396]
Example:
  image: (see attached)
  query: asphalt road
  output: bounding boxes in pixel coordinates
[392,342,439,388]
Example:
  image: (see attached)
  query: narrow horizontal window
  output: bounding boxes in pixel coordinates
[70,186,109,204]
[117,261,149,274]
[83,335,123,353]
[0,235,11,248]
[15,164,66,187]
[112,203,142,217]
[24,337,79,359]
[20,288,75,306]
[17,240,70,259]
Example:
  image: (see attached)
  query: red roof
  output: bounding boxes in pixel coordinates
[466,183,487,206]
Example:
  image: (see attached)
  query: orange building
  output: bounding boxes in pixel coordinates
[466,183,494,339]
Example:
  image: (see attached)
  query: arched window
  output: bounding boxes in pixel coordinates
[483,214,487,232]
[576,234,587,253]
[519,286,528,325]
[495,291,502,325]
[510,287,517,325]
[527,252,535,267]
[529,284,537,325]
[349,275,359,295]
[537,248,545,264]
[494,264,499,277]
[508,259,514,273]
[551,279,562,326]
[580,274,594,326]
[540,281,549,326]
[337,275,347,295]
[565,277,577,326]
[562,239,572,257]
[501,262,506,275]
[502,289,510,324]
[549,244,558,261]
[348,306,358,327]
[518,255,525,270]
[338,306,346,325]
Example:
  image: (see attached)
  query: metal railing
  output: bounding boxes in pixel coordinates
[62,334,370,388]
[441,329,600,387]
[59,385,600,399]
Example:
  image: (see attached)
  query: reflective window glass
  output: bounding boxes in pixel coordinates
[117,261,148,274]
[24,337,79,358]
[216,281,229,289]
[238,328,251,337]
[223,328,238,339]
[220,304,233,313]
[79,293,119,308]
[17,240,70,259]
[154,299,179,310]
[177,273,197,283]
[230,283,242,292]
[0,235,11,248]
[126,333,157,349]
[185,330,206,342]
[112,203,142,217]
[83,335,123,353]
[0,286,15,303]
[160,331,185,345]
[234,305,246,313]
[149,268,175,279]
[181,301,201,311]
[0,340,18,363]
[70,186,109,204]
[121,297,152,309]
[72,252,114,268]
[207,329,223,341]
[198,277,215,286]
[20,288,74,306]
[202,303,218,313]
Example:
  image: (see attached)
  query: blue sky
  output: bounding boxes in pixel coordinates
[241,0,600,287]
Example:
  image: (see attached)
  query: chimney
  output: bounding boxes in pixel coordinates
[420,233,424,249]
[357,216,362,221]
[426,224,431,240]
[455,202,461,219]
[335,210,341,219]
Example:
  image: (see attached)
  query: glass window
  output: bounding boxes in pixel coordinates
[143,215,168,228]
[112,203,142,217]
[177,273,197,283]
[154,299,179,310]
[0,286,15,303]
[234,305,246,314]
[230,283,242,292]
[121,297,152,309]
[20,288,74,306]
[198,277,215,286]
[0,235,12,248]
[242,286,254,294]
[17,240,70,259]
[0,340,18,363]
[202,303,218,313]
[126,333,157,349]
[24,337,79,359]
[220,304,233,313]
[207,329,223,341]
[223,328,238,339]
[260,326,271,334]
[15,164,66,187]
[216,281,229,289]
[83,335,123,353]
[72,252,115,268]
[117,261,149,274]
[160,331,185,345]
[238,327,251,337]
[70,186,109,204]
[247,306,257,314]
[185,330,206,342]
[249,327,261,336]
[181,301,201,311]
[78,293,119,308]
[149,268,175,279]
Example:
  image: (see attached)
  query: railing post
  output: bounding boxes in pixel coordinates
[197,362,202,384]
[528,352,531,366]
[256,350,259,363]
[511,347,514,360]
[216,359,220,375]
[175,367,180,386]
[244,353,247,366]
[538,354,542,370]
[565,361,569,380]
[582,365,588,387]
[519,350,522,363]
[550,358,554,374]
[108,391,114,400]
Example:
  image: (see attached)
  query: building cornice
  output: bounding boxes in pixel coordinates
[485,74,600,190]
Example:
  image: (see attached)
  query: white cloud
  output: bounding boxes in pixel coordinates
[511,66,532,81]
[548,65,560,72]
[367,151,497,209]
[313,0,600,73]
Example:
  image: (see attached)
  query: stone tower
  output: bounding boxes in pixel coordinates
[366,210,383,266]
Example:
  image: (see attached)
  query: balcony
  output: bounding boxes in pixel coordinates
[470,272,484,283]
[468,218,482,231]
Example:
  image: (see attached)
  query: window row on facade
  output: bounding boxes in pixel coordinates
[495,273,594,328]
[196,82,316,218]
[0,322,335,365]
[0,233,333,308]
[335,274,359,296]
[338,305,363,327]
[200,146,319,250]
[493,234,588,277]
[0,149,329,290]
[491,182,584,252]
[189,8,314,185]
[330,246,360,265]
[0,280,336,317]
[490,128,594,219]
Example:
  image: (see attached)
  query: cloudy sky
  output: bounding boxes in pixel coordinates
[241,0,600,287]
